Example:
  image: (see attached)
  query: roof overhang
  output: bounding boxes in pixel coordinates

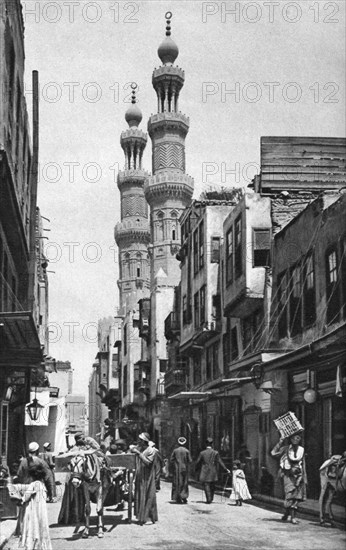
[168,391,212,400]
[0,312,43,367]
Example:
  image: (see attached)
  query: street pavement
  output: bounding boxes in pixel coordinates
[4,480,345,550]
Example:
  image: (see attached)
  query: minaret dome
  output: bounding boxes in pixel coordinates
[157,12,179,66]
[125,84,143,127]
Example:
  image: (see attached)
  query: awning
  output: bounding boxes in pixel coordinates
[0,312,43,367]
[168,391,212,400]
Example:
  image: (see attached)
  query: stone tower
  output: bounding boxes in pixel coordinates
[114,86,151,311]
[144,13,194,401]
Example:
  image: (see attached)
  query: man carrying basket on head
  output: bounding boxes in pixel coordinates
[271,413,307,525]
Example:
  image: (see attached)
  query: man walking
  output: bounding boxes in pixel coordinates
[196,437,230,504]
[170,436,192,504]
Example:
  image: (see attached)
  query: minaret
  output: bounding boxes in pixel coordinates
[114,85,150,311]
[145,13,194,281]
[144,13,194,398]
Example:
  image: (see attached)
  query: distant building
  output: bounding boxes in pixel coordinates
[88,316,122,441]
[65,394,87,440]
[48,361,73,397]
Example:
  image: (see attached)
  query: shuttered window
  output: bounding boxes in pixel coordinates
[253,229,271,267]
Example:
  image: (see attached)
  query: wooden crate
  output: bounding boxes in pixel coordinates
[55,455,73,473]
[107,454,136,470]
[274,411,303,438]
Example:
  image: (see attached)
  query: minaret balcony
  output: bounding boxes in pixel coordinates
[148,112,190,136]
[117,169,150,188]
[152,65,185,80]
[152,67,185,90]
[114,220,150,245]
[120,128,147,142]
[144,172,194,203]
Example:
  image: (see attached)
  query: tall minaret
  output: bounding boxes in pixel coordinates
[145,13,194,399]
[114,85,150,311]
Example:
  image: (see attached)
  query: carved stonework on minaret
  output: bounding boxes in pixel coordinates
[154,143,185,172]
[114,84,151,310]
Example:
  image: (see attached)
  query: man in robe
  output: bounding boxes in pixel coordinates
[170,437,192,504]
[130,432,158,525]
[149,440,164,491]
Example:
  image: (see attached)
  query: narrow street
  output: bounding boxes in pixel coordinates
[5,481,345,550]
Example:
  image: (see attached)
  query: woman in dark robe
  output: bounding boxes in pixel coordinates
[130,433,158,525]
[170,437,192,504]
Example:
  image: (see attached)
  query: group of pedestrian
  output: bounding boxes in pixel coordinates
[7,427,307,549]
[169,436,252,507]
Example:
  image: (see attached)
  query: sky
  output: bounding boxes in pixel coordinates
[22,0,345,396]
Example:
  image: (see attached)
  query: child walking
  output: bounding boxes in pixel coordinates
[232,460,252,506]
[19,463,52,550]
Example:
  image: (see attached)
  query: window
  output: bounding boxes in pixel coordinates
[212,343,219,379]
[200,286,205,326]
[231,326,239,361]
[123,364,128,396]
[193,355,201,386]
[193,229,198,275]
[226,228,233,284]
[326,248,340,325]
[159,359,168,372]
[212,294,221,320]
[278,271,288,339]
[194,291,199,329]
[234,216,242,279]
[0,403,9,459]
[253,229,271,267]
[303,253,316,326]
[199,221,204,268]
[183,295,187,325]
[242,317,252,353]
[206,346,212,380]
[123,324,127,356]
[210,236,221,263]
[290,264,302,336]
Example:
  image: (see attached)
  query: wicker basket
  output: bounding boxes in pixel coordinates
[273,411,303,438]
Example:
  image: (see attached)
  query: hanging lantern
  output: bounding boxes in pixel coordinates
[303,388,318,404]
[26,397,44,421]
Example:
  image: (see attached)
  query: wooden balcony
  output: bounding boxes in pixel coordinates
[164,312,180,341]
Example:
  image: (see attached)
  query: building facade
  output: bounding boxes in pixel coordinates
[0,0,45,469]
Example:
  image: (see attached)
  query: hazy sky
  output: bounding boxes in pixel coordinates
[23,0,345,395]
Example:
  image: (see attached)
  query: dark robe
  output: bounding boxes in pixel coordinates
[151,446,163,490]
[134,446,158,524]
[57,474,86,524]
[40,451,56,498]
[170,446,192,502]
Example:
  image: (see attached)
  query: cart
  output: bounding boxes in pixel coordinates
[107,454,136,522]
[55,452,137,522]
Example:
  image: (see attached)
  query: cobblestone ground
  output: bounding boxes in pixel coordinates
[5,480,345,550]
